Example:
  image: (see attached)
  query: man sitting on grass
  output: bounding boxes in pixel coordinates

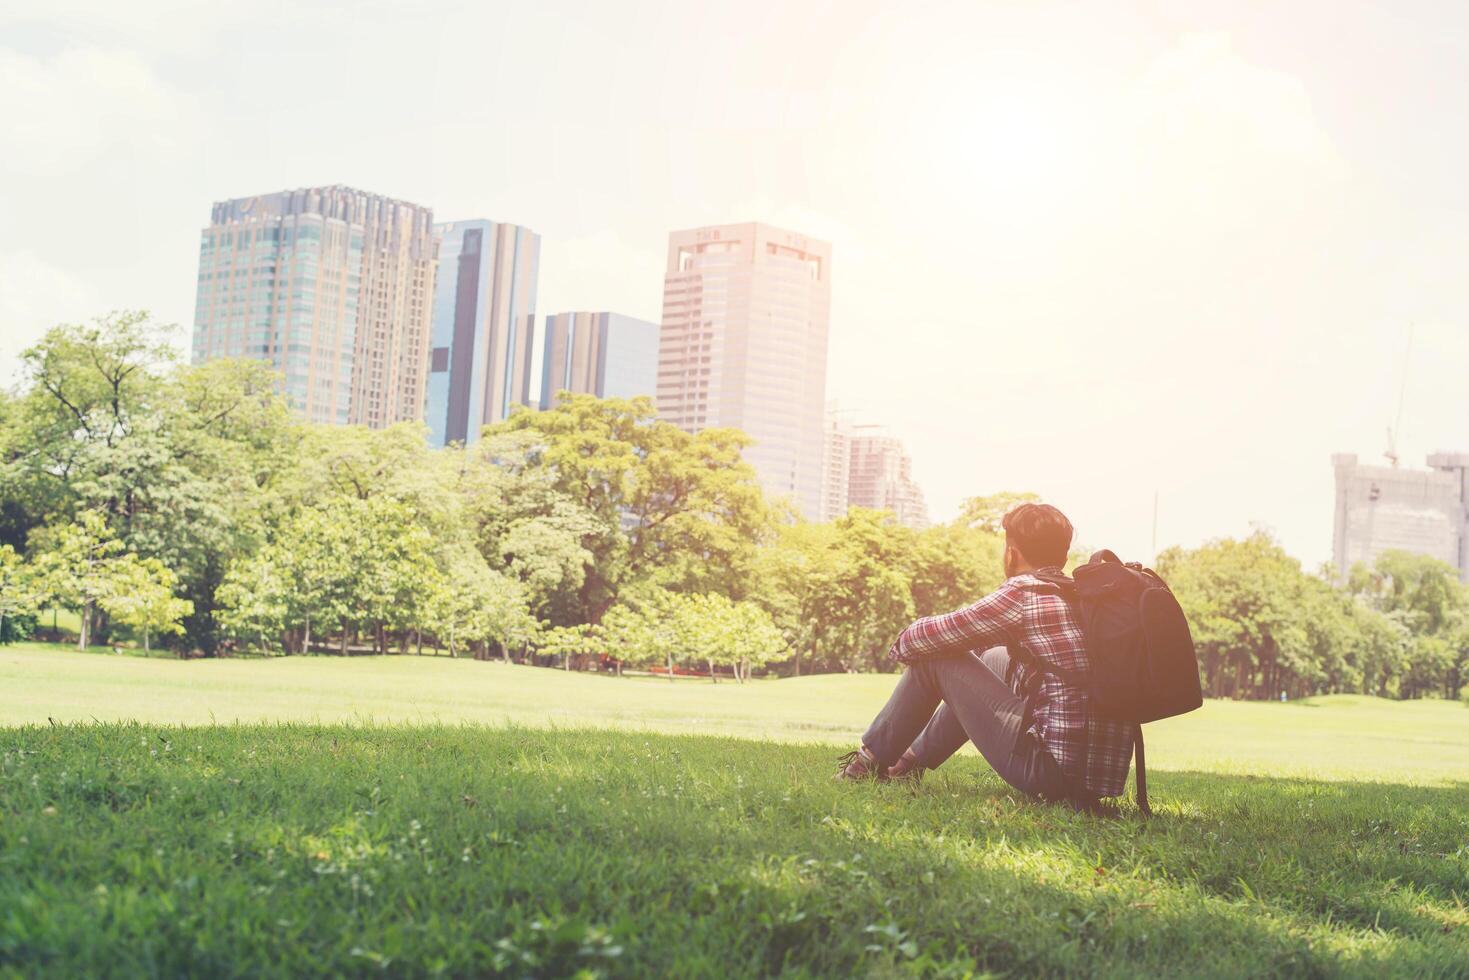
[837,503,1133,812]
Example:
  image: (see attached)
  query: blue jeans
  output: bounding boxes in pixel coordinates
[862,647,1075,801]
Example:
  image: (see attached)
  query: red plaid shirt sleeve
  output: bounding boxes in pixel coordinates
[887,583,1025,665]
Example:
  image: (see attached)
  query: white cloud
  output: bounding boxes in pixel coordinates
[0,46,193,173]
[0,251,100,388]
[1117,32,1346,230]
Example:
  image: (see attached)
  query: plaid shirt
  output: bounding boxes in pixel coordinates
[887,568,1134,798]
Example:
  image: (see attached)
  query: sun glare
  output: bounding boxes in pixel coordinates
[915,65,1091,226]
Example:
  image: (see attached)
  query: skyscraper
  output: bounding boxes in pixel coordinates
[1332,452,1469,582]
[846,427,930,529]
[657,222,831,517]
[192,185,436,427]
[425,219,540,447]
[539,312,659,409]
[819,402,853,523]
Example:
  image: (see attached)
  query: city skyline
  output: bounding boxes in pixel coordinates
[5,1,1469,568]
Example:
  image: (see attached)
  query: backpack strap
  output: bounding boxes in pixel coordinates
[1005,576,1088,687]
[1006,641,1089,687]
[1133,724,1151,817]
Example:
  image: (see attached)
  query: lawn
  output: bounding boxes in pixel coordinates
[2,644,1467,977]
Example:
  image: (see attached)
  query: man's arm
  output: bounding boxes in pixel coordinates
[888,582,1025,665]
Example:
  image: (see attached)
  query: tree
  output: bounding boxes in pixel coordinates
[425,547,537,659]
[806,510,915,672]
[214,548,290,655]
[216,500,361,654]
[5,315,296,653]
[456,432,600,626]
[749,521,831,677]
[957,491,1040,535]
[99,557,193,652]
[538,623,598,671]
[1157,531,1420,701]
[0,544,39,644]
[690,595,787,683]
[483,395,770,624]
[902,521,1005,618]
[753,512,918,674]
[1159,532,1318,700]
[592,589,692,680]
[28,511,181,650]
[1348,551,1468,699]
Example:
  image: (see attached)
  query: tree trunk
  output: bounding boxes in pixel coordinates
[303,615,312,656]
[415,629,422,656]
[739,657,748,684]
[666,651,674,681]
[340,630,349,656]
[794,648,800,677]
[79,601,91,650]
[709,658,717,683]
[143,626,150,653]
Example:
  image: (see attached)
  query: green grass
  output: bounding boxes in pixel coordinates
[4,643,1467,784]
[2,644,1468,977]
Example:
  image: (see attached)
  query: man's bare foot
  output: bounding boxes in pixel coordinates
[834,746,885,780]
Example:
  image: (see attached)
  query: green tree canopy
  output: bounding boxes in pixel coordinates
[483,395,771,623]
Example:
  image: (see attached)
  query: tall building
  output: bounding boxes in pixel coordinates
[192,185,436,427]
[539,312,659,409]
[847,427,930,529]
[819,402,853,523]
[425,219,540,447]
[1332,452,1469,582]
[657,222,832,517]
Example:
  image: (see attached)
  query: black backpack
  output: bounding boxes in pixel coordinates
[1011,550,1202,815]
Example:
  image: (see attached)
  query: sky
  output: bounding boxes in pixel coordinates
[2,0,1467,568]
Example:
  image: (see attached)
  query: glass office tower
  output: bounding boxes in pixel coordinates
[539,311,658,408]
[192,185,436,427]
[426,219,541,447]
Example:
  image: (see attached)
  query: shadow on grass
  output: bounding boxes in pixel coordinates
[2,723,1466,977]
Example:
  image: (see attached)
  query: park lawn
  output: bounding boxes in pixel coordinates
[3,643,1468,784]
[0,645,1467,977]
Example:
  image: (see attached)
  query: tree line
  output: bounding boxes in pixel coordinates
[1,313,1464,698]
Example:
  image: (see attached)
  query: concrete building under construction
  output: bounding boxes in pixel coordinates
[1331,452,1469,582]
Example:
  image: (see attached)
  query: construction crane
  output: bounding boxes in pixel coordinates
[1361,323,1414,573]
[1384,322,1414,468]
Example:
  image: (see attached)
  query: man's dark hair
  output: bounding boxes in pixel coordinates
[1001,503,1074,568]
